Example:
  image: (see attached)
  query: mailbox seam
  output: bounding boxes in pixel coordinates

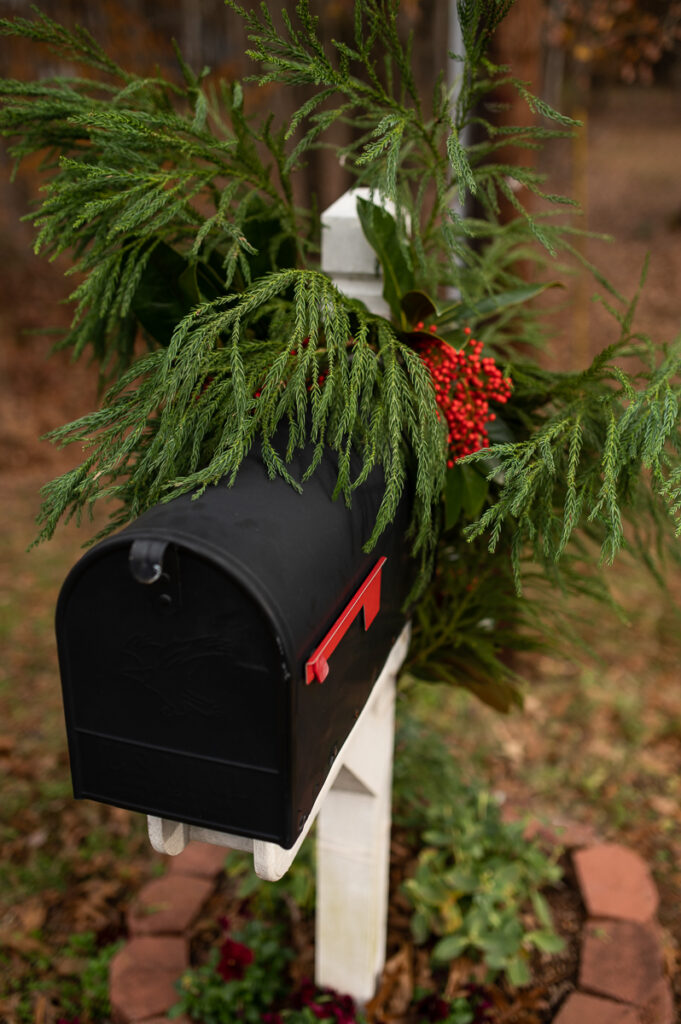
[72,726,282,775]
[99,527,297,675]
[57,529,297,668]
[78,789,284,845]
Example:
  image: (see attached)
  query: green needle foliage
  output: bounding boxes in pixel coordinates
[2,1,681,704]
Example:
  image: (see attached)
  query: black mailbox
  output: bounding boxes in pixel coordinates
[56,446,414,849]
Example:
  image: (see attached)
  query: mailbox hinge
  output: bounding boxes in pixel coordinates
[305,556,386,685]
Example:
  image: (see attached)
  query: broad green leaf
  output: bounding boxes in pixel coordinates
[458,672,523,714]
[445,464,489,530]
[242,198,298,279]
[505,954,531,987]
[486,414,515,445]
[437,281,564,326]
[356,196,413,323]
[431,932,469,963]
[131,241,199,347]
[530,890,553,929]
[526,929,565,954]
[461,464,489,519]
[445,466,464,529]
[401,289,437,327]
[177,261,201,304]
[462,281,564,319]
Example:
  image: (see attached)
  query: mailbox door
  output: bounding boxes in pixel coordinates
[57,542,293,844]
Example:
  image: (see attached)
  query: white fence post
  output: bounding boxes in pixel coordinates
[314,639,401,1001]
[316,187,399,1002]
[320,187,391,317]
[148,187,405,1006]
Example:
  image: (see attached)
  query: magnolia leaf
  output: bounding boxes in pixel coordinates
[445,464,489,530]
[461,464,488,518]
[486,414,515,445]
[459,674,523,713]
[462,281,564,319]
[131,242,199,347]
[178,262,201,304]
[356,196,413,323]
[437,281,564,326]
[401,289,437,327]
[242,200,298,278]
[445,466,463,530]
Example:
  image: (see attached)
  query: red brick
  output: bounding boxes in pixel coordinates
[140,1017,192,1024]
[112,936,187,975]
[165,841,228,880]
[110,937,188,1023]
[579,919,664,1006]
[640,975,675,1024]
[573,844,659,923]
[128,875,213,936]
[553,992,640,1024]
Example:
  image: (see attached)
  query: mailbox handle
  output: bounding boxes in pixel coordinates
[305,557,387,685]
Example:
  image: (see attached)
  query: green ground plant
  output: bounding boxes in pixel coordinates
[171,919,294,1024]
[394,717,563,986]
[1,931,121,1024]
[212,712,563,1000]
[54,933,123,1021]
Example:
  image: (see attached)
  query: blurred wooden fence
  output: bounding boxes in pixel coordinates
[0,0,541,212]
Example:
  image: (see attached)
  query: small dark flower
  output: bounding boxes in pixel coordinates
[216,937,254,981]
[262,1013,284,1024]
[415,994,452,1021]
[295,981,358,1023]
[463,983,494,1015]
[293,979,317,1008]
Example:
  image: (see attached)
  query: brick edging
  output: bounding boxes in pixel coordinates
[554,842,674,1024]
[109,838,675,1024]
[110,843,227,1024]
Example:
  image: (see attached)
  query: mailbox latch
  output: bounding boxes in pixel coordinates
[129,538,169,585]
[305,557,386,685]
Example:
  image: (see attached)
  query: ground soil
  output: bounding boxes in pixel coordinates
[1,84,681,1021]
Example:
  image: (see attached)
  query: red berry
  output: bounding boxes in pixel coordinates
[414,327,511,464]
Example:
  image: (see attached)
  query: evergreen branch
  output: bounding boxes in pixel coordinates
[37,271,444,580]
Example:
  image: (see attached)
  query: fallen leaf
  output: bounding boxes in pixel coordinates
[0,927,49,956]
[649,795,678,818]
[34,993,47,1024]
[366,944,413,1020]
[54,955,86,977]
[9,897,47,934]
[444,957,486,999]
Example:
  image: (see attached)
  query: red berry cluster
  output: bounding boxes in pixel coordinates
[415,324,512,467]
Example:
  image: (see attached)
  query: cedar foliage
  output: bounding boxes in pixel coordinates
[2,1,681,704]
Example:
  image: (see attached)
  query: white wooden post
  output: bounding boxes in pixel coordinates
[320,187,391,317]
[314,637,400,1000]
[316,187,398,1001]
[147,188,404,1005]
